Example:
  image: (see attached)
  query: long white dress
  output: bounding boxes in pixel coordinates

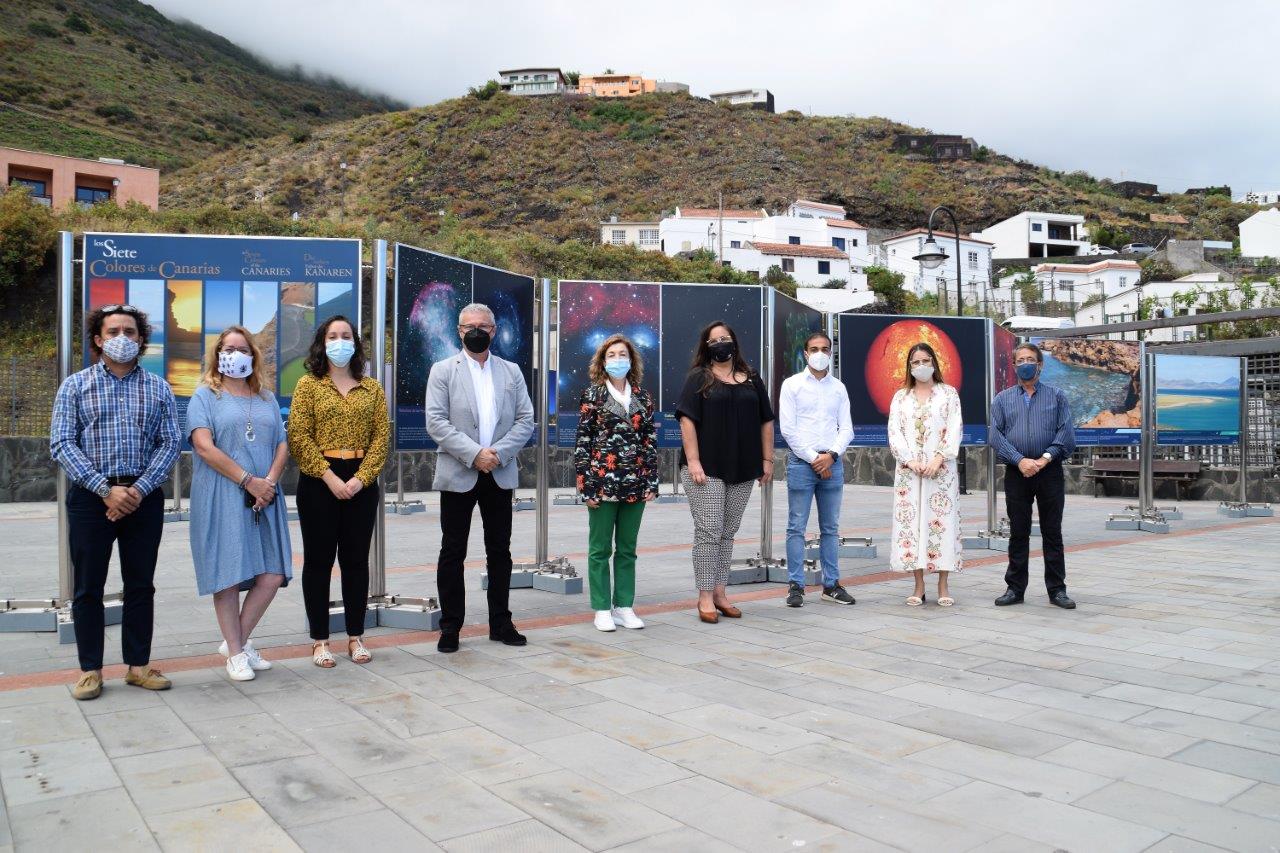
[888,383,964,573]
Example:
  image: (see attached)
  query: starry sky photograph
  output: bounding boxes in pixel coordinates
[556,280,660,416]
[473,264,534,394]
[659,283,763,414]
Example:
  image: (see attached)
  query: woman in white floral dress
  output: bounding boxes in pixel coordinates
[887,343,964,606]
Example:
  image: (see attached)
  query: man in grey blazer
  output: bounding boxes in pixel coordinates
[425,303,535,653]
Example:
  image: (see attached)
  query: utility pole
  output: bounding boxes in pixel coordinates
[717,191,724,264]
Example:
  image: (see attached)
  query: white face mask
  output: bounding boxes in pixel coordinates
[911,364,935,383]
[218,350,254,379]
[101,334,140,364]
[807,351,831,372]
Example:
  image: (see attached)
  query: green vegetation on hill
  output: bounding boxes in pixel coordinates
[0,0,402,170]
[164,92,1256,245]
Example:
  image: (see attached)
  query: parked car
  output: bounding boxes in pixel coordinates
[1087,245,1118,255]
[1122,243,1156,256]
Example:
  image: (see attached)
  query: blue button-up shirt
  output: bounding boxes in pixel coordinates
[990,381,1076,465]
[50,361,181,497]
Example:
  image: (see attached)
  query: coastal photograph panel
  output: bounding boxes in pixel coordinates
[1155,354,1241,445]
[1030,337,1141,446]
[278,282,316,399]
[242,281,279,397]
[127,279,165,378]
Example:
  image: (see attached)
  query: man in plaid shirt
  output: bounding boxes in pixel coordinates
[50,305,180,700]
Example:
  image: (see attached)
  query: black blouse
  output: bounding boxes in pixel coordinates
[676,370,775,485]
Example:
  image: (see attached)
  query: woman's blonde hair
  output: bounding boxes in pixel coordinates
[588,334,644,387]
[202,325,267,397]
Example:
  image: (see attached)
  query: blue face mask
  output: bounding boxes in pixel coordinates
[604,358,630,378]
[326,338,356,367]
[1016,362,1038,381]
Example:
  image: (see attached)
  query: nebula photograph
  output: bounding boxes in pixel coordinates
[771,291,825,405]
[659,283,763,414]
[395,245,470,433]
[556,280,660,418]
[992,322,1019,393]
[474,264,534,393]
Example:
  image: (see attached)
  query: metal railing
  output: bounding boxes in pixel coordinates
[1,355,60,437]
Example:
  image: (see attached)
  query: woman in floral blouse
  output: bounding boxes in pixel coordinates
[574,334,659,632]
[887,342,964,606]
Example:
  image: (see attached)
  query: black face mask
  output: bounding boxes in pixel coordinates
[708,340,737,363]
[463,328,491,354]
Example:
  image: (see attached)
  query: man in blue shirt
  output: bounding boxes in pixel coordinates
[51,305,180,699]
[989,342,1077,610]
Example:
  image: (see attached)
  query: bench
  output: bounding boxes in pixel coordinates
[1084,458,1202,499]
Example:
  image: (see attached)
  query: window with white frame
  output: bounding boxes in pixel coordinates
[1119,276,1128,287]
[611,230,627,245]
[638,229,658,245]
[1031,223,1043,232]
[729,240,741,249]
[967,250,978,268]
[781,258,795,272]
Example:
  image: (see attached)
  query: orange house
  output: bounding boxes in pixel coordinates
[1,146,159,210]
[577,73,656,98]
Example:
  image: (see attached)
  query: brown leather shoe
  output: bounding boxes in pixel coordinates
[698,609,720,624]
[124,667,171,691]
[714,603,742,618]
[72,670,102,701]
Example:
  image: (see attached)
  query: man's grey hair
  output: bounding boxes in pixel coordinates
[458,303,495,326]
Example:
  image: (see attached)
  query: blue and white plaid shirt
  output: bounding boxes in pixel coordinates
[50,361,181,497]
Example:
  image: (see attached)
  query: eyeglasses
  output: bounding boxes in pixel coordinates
[220,346,252,355]
[707,335,733,345]
[459,324,495,333]
[97,304,137,314]
[1014,358,1039,366]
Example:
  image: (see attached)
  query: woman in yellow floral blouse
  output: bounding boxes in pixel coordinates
[287,316,389,667]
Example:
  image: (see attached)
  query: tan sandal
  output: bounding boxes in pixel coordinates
[312,641,336,668]
[937,596,955,607]
[906,592,926,606]
[348,637,372,664]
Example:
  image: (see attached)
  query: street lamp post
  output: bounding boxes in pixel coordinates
[913,205,968,494]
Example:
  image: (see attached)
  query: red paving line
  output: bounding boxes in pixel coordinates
[1,514,1272,694]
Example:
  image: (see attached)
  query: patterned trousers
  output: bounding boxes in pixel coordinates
[681,467,754,591]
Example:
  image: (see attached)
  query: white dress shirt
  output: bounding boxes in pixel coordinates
[465,353,497,448]
[778,369,853,463]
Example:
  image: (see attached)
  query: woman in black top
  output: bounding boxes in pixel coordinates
[676,320,775,623]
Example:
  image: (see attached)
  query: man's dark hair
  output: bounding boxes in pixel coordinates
[85,306,151,359]
[1014,342,1044,363]
[804,331,832,349]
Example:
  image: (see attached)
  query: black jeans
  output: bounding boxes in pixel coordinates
[1004,460,1067,595]
[437,472,514,635]
[297,458,379,639]
[67,485,164,672]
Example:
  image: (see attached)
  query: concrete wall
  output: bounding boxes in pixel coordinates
[7,438,1278,505]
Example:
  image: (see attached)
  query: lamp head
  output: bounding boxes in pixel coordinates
[912,235,948,270]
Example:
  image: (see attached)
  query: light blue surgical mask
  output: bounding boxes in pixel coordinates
[326,338,355,367]
[1016,362,1038,381]
[604,358,630,378]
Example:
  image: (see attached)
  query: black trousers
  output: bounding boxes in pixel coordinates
[67,485,164,672]
[297,458,379,640]
[437,472,514,635]
[1004,460,1067,595]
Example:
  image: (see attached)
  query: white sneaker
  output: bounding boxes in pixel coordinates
[225,652,255,681]
[593,610,617,632]
[611,607,644,629]
[218,639,272,671]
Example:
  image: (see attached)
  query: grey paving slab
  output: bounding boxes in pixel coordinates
[650,734,831,799]
[1039,740,1256,804]
[554,702,702,750]
[1169,741,1280,785]
[112,745,247,816]
[1014,707,1200,757]
[1126,707,1280,755]
[775,739,967,803]
[347,690,472,739]
[1075,781,1280,852]
[491,769,682,851]
[440,819,586,853]
[527,732,690,794]
[87,705,200,758]
[885,681,1041,721]
[925,779,1166,852]
[359,761,529,841]
[0,700,92,750]
[779,705,950,759]
[287,807,441,852]
[146,798,300,852]
[0,737,120,807]
[1095,682,1269,722]
[1226,782,1280,821]
[410,725,550,777]
[293,719,436,778]
[157,676,262,722]
[450,694,588,744]
[188,711,316,768]
[666,703,824,755]
[893,707,1071,758]
[230,753,381,828]
[577,675,712,715]
[392,667,506,707]
[603,826,743,853]
[8,786,157,851]
[907,740,1112,803]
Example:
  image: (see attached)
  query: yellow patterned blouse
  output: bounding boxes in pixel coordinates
[287,374,390,487]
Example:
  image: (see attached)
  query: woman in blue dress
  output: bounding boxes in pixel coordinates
[187,325,292,682]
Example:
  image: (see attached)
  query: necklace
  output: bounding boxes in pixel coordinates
[232,389,256,442]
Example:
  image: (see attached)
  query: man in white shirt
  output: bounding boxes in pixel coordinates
[778,331,854,607]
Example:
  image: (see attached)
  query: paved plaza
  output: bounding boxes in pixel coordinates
[1,487,1279,851]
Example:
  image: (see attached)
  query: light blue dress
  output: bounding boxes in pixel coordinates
[187,384,292,596]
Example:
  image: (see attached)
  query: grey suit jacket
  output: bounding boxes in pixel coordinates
[424,352,534,492]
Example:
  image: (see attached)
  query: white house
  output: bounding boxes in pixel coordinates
[1071,273,1266,343]
[708,89,774,112]
[497,68,568,96]
[1031,259,1141,303]
[1239,207,1280,258]
[794,287,876,314]
[876,228,994,307]
[1237,189,1280,205]
[972,211,1092,258]
[657,201,872,286]
[598,219,661,251]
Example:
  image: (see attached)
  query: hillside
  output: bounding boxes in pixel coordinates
[0,0,401,170]
[165,92,1254,246]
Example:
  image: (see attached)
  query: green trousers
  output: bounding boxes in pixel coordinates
[586,500,646,611]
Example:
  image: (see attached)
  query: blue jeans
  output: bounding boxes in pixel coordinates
[785,455,843,587]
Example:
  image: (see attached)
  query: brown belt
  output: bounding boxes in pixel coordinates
[322,448,366,460]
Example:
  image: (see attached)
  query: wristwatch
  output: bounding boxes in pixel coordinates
[95,481,111,498]
[826,451,839,461]
[1041,452,1053,462]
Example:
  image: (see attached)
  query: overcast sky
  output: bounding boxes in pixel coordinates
[148,0,1279,194]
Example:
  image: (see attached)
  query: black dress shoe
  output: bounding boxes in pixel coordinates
[437,632,460,653]
[1049,591,1077,610]
[994,588,1025,606]
[489,625,527,646]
